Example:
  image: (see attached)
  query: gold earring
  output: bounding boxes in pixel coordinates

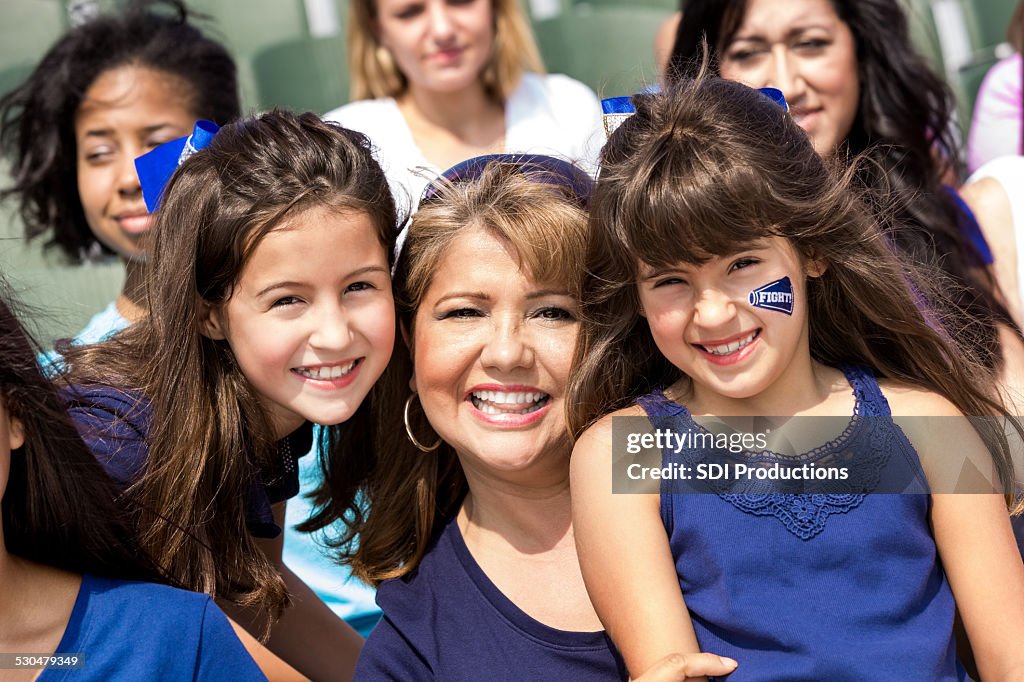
[404,393,441,452]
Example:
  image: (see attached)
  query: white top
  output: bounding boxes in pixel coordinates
[323,73,604,213]
[967,54,1022,174]
[968,155,1024,305]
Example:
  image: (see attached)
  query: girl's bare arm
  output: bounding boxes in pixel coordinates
[571,411,731,680]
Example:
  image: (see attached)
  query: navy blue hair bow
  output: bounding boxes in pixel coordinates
[135,120,220,212]
[601,87,790,136]
[421,153,593,208]
[391,154,592,274]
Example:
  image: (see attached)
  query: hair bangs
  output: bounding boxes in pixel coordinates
[613,142,781,269]
[403,161,590,311]
[485,201,586,292]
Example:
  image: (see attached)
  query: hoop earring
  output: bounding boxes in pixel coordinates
[404,393,441,452]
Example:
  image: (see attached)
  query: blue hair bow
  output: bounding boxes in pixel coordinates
[601,87,790,137]
[135,120,220,212]
[757,87,789,112]
[601,96,636,136]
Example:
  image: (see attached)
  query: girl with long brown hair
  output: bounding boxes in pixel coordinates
[0,280,263,681]
[568,78,1024,679]
[59,109,398,681]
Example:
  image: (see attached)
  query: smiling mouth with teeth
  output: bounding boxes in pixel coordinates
[293,359,360,380]
[697,330,760,356]
[469,389,551,415]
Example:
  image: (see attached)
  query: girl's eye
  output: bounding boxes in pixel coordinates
[730,257,760,272]
[345,281,375,294]
[653,277,687,288]
[534,306,576,322]
[272,296,302,308]
[439,307,484,320]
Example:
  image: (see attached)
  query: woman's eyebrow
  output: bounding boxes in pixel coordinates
[434,291,490,305]
[526,288,571,299]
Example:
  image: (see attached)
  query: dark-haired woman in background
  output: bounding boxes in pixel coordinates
[0,0,239,340]
[667,0,1024,404]
[0,281,264,681]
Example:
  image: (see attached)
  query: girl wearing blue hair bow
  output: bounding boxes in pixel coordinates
[569,78,1024,680]
[59,110,397,681]
[0,0,239,342]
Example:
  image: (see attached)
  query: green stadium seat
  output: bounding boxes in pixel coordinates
[1,263,125,349]
[253,36,349,114]
[573,0,678,11]
[182,0,311,110]
[534,5,672,98]
[0,0,67,79]
[0,63,34,103]
[0,206,124,349]
[960,0,1017,51]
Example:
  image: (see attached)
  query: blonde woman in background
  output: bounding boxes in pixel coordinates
[325,0,603,211]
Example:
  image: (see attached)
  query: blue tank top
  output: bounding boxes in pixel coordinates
[636,365,967,681]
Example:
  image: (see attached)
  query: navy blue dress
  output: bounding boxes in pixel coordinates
[355,516,627,680]
[636,365,967,681]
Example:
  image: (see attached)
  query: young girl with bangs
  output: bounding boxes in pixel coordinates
[568,78,1024,680]
[59,110,397,681]
[0,281,262,681]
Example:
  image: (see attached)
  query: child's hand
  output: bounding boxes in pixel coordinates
[631,652,738,681]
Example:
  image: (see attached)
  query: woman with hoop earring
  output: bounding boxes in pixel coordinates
[316,155,736,679]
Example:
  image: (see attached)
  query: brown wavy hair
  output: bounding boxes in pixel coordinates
[62,110,398,627]
[566,77,1021,510]
[347,0,545,102]
[313,159,591,585]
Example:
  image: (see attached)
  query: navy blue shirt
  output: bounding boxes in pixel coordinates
[355,517,626,681]
[63,384,312,538]
[39,573,265,681]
